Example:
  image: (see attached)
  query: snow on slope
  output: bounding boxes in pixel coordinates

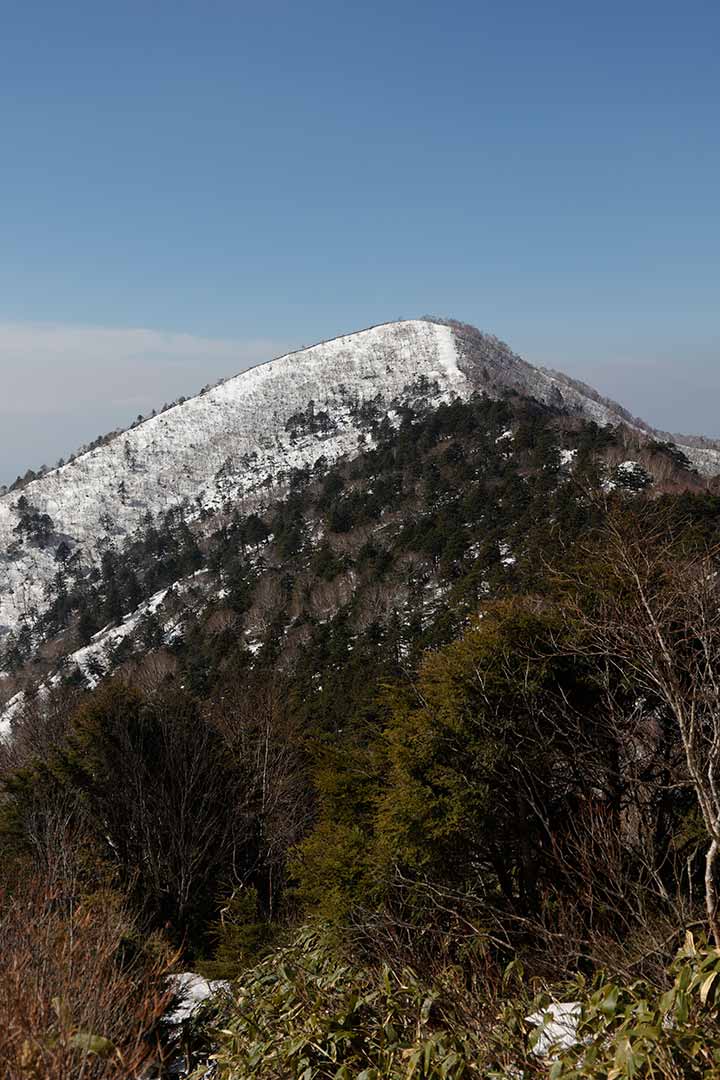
[0,580,198,739]
[0,321,466,638]
[1,316,718,648]
[446,320,720,472]
[681,445,720,475]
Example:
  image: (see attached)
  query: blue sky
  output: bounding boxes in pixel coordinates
[1,0,718,482]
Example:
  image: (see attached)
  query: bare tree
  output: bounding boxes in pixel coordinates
[59,682,240,936]
[564,516,720,945]
[210,678,310,917]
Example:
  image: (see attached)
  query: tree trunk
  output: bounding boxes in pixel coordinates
[705,838,720,948]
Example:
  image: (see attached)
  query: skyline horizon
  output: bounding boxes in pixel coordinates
[2,0,718,481]
[1,310,718,487]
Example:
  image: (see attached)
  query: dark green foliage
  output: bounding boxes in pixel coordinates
[610,461,652,491]
[285,400,337,439]
[293,597,617,928]
[270,496,306,557]
[13,495,55,547]
[201,886,274,979]
[309,541,346,581]
[576,420,618,453]
[6,389,720,1071]
[647,438,694,472]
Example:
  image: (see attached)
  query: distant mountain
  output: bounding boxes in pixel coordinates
[1,317,718,647]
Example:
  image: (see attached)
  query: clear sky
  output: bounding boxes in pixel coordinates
[1,0,718,483]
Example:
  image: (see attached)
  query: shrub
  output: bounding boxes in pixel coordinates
[0,876,173,1078]
[541,933,720,1079]
[200,924,485,1079]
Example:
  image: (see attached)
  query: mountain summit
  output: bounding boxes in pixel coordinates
[0,317,717,641]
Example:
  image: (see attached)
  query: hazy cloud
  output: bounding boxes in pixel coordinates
[0,322,290,484]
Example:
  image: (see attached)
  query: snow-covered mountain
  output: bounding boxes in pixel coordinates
[0,317,717,643]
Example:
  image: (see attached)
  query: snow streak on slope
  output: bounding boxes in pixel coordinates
[0,578,202,738]
[0,321,465,638]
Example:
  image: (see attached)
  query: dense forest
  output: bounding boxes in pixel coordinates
[3,390,720,1077]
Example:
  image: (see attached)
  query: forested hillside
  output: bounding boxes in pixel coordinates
[3,318,718,653]
[4,377,720,1076]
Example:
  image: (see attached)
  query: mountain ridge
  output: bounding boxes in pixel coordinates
[1,316,718,644]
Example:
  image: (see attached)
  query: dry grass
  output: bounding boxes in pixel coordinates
[0,876,174,1079]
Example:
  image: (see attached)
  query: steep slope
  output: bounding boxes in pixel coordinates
[0,317,717,645]
[0,320,464,636]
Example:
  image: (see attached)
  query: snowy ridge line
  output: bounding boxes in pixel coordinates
[2,316,720,650]
[9,320,427,488]
[0,321,466,639]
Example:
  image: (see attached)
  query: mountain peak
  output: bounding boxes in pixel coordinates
[1,318,718,643]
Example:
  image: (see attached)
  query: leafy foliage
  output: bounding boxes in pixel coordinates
[4,390,720,1073]
[200,925,485,1080]
[548,935,720,1078]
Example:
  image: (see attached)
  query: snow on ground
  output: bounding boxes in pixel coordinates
[684,445,720,474]
[499,542,516,568]
[0,321,466,643]
[2,317,718,656]
[526,1001,581,1057]
[165,972,231,1026]
[162,973,232,1078]
[428,322,466,388]
[0,689,26,740]
[602,460,646,492]
[0,578,200,734]
[67,586,170,687]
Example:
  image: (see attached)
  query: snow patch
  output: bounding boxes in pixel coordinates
[165,972,230,1026]
[526,1001,581,1057]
